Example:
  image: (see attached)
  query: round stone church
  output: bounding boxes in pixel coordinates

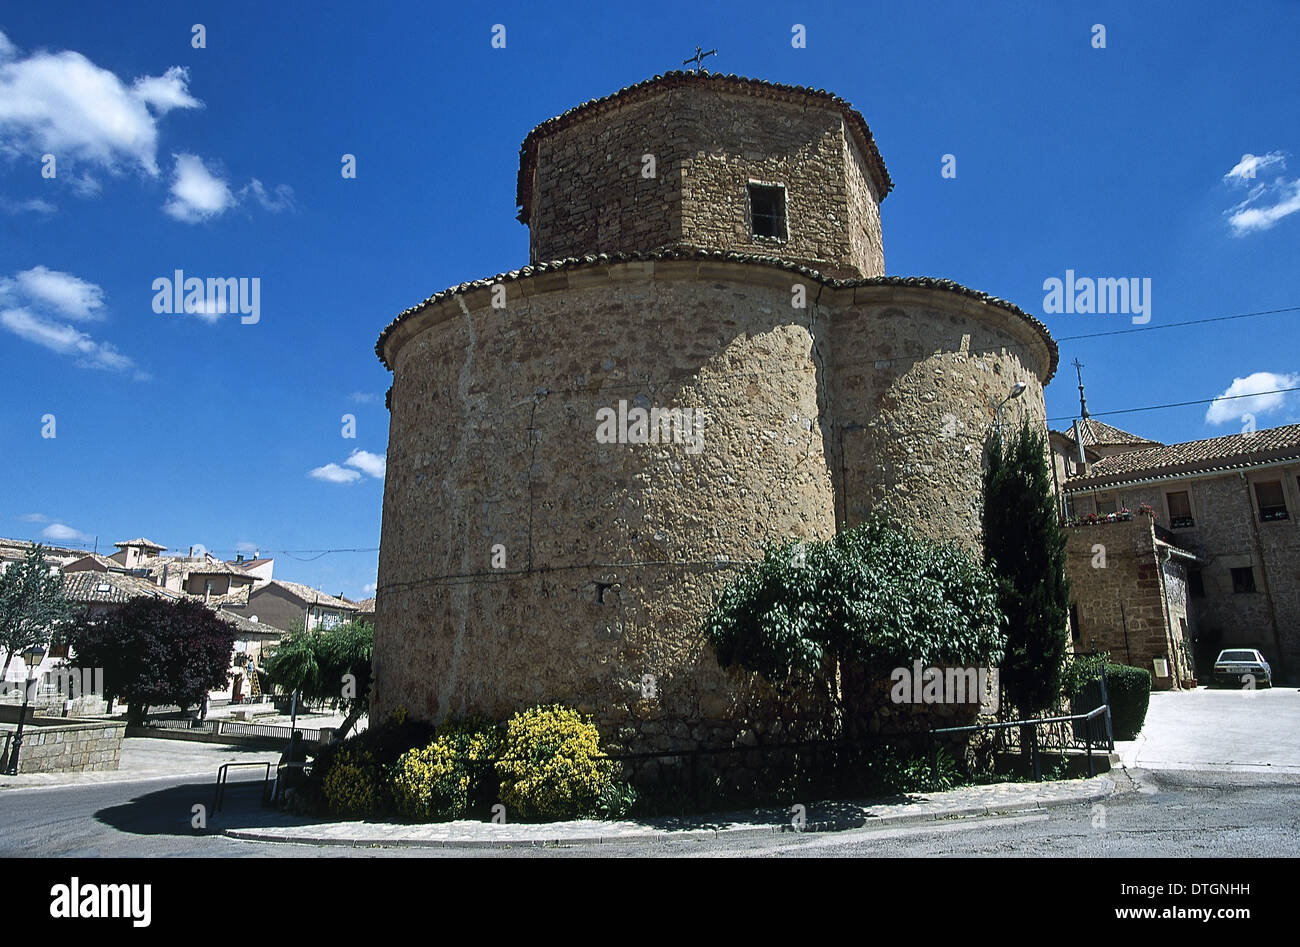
[372,71,1058,752]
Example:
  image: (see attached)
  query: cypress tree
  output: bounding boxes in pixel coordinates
[982,420,1071,717]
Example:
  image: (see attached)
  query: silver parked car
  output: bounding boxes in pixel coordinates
[1211,649,1273,688]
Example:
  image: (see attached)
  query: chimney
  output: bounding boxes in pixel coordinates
[236,554,245,564]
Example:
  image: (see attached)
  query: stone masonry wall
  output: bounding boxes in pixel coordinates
[526,87,884,278]
[1069,465,1300,680]
[0,718,125,774]
[1065,516,1185,687]
[829,293,1049,557]
[375,259,1054,751]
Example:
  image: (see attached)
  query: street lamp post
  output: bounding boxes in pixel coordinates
[5,646,46,775]
[994,381,1028,437]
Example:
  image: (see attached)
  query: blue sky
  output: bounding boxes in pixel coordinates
[1,1,1297,597]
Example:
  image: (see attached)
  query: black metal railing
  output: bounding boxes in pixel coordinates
[213,761,274,813]
[929,704,1112,782]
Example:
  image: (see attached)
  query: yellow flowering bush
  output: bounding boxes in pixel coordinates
[392,721,500,822]
[495,704,618,821]
[321,744,382,819]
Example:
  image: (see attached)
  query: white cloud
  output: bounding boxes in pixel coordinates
[0,31,201,176]
[131,66,200,115]
[240,178,294,213]
[0,306,135,372]
[1205,371,1300,425]
[348,391,380,404]
[360,582,377,597]
[309,463,362,484]
[1226,178,1300,235]
[7,265,105,320]
[1224,152,1286,184]
[18,513,50,523]
[0,196,55,214]
[344,449,386,479]
[41,522,91,543]
[163,153,234,222]
[1221,151,1300,235]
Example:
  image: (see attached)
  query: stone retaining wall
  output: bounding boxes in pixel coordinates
[0,718,125,774]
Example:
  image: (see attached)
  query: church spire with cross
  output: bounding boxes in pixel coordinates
[1073,357,1091,419]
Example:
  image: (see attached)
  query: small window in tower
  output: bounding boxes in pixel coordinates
[748,183,787,239]
[1231,566,1256,594]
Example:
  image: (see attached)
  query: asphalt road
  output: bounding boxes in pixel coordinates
[1,765,1295,858]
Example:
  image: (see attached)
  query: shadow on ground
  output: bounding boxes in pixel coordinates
[624,793,918,833]
[94,776,318,838]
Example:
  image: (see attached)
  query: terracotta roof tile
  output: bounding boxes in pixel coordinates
[1065,423,1300,490]
[1072,418,1163,448]
[62,571,180,605]
[259,580,357,612]
[112,537,166,550]
[375,248,1059,381]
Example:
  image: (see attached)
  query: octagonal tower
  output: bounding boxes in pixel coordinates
[517,73,891,277]
[373,72,1058,753]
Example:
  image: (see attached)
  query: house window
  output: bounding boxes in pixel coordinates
[1231,566,1256,594]
[1166,490,1194,528]
[748,183,787,239]
[1096,495,1117,515]
[1254,480,1288,521]
[1187,569,1205,599]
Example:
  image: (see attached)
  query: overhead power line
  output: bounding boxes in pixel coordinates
[1046,385,1300,423]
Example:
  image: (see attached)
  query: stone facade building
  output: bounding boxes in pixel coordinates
[1054,417,1300,685]
[373,72,1059,751]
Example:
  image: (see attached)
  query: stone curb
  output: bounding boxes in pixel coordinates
[223,775,1115,849]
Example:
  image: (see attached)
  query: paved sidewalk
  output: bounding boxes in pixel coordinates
[226,773,1115,848]
[0,737,281,792]
[1116,687,1300,774]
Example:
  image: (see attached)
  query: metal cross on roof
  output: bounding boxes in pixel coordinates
[682,46,717,73]
[1072,358,1091,418]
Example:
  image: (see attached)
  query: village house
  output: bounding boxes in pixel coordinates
[1052,411,1300,687]
[221,579,359,633]
[2,535,291,712]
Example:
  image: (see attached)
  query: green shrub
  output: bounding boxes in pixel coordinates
[1104,664,1151,740]
[866,744,959,795]
[1060,652,1107,698]
[593,778,639,820]
[1062,656,1150,740]
[321,743,384,819]
[495,704,622,821]
[392,721,501,822]
[309,713,436,818]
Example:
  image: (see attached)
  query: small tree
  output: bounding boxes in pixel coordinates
[264,619,372,739]
[68,596,236,725]
[0,544,74,683]
[982,420,1072,717]
[704,517,1006,736]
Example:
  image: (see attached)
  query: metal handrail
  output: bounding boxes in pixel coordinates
[213,761,273,813]
[928,705,1112,782]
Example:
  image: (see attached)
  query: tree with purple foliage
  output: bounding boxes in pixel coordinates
[68,596,236,726]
